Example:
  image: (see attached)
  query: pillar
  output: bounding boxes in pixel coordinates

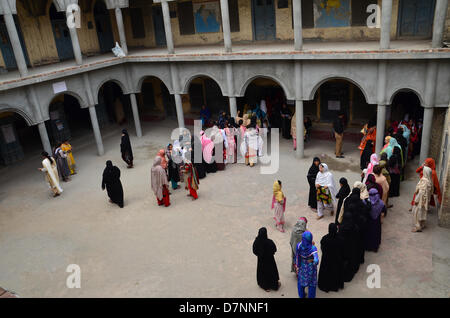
[420,107,434,163]
[38,122,52,154]
[380,0,393,49]
[432,0,449,48]
[161,1,174,54]
[174,94,184,128]
[129,93,142,138]
[114,7,128,55]
[3,13,28,76]
[292,0,303,50]
[295,100,304,158]
[229,97,237,118]
[68,21,83,65]
[88,106,104,156]
[375,105,386,154]
[219,0,232,52]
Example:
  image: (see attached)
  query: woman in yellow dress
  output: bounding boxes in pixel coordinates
[61,140,76,175]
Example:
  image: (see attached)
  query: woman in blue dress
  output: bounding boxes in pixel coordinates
[295,231,319,298]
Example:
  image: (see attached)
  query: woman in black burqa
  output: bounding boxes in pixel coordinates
[343,188,370,266]
[101,160,124,208]
[338,211,360,282]
[190,135,206,179]
[120,129,133,168]
[252,227,280,291]
[307,157,321,210]
[335,177,351,224]
[318,223,345,293]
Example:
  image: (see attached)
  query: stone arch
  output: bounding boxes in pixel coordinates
[0,105,35,126]
[181,73,227,96]
[136,75,172,94]
[44,90,87,118]
[95,78,127,104]
[388,87,425,107]
[238,75,291,99]
[308,76,371,103]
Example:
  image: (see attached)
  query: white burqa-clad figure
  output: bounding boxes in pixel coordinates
[315,163,337,219]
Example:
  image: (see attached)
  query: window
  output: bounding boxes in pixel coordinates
[351,0,377,26]
[291,0,315,29]
[229,0,240,32]
[278,0,288,9]
[130,8,146,38]
[178,1,195,35]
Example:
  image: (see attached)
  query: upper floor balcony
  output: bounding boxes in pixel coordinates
[0,0,449,89]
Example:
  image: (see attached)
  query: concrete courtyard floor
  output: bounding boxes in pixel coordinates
[0,119,449,298]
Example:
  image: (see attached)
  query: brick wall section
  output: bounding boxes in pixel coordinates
[429,107,446,165]
[438,108,450,228]
[439,166,450,228]
[445,2,450,42]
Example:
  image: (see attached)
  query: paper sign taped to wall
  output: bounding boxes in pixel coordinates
[53,81,67,94]
[1,124,16,144]
[328,100,341,110]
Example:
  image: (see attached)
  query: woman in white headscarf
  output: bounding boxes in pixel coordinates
[38,151,63,197]
[412,166,433,232]
[315,163,337,220]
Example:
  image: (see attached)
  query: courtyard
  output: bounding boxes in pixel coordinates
[0,119,449,298]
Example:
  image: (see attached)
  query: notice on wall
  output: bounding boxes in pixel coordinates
[328,100,341,110]
[286,100,295,105]
[53,81,67,94]
[56,121,64,131]
[1,124,16,144]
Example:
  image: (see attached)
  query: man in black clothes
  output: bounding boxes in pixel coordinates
[333,112,345,158]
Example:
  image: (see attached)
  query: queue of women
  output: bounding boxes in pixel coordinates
[253,117,442,298]
[37,110,442,298]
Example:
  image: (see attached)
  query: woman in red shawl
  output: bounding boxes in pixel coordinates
[410,158,442,208]
[184,162,199,200]
[157,149,168,170]
[358,124,376,156]
[151,156,170,207]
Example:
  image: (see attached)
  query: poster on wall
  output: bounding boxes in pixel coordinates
[53,81,67,94]
[328,100,341,110]
[1,124,16,144]
[193,2,221,33]
[313,0,351,28]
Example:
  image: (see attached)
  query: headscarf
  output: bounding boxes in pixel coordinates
[327,222,338,238]
[315,163,338,203]
[273,180,284,202]
[158,149,167,169]
[369,188,384,219]
[337,177,351,199]
[366,174,383,195]
[367,153,379,175]
[414,166,433,210]
[381,137,401,159]
[423,158,441,203]
[353,181,369,199]
[298,231,315,258]
[307,157,321,179]
[253,227,270,256]
[120,129,133,157]
[290,217,307,255]
[151,156,168,200]
[398,123,410,143]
